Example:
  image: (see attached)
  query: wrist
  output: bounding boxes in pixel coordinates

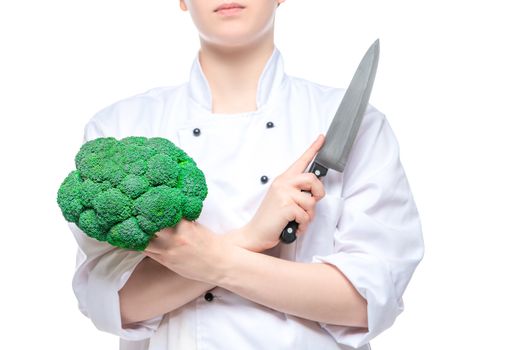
[214,243,246,288]
[221,225,262,253]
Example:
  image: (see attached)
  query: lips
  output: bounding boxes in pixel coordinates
[214,3,245,12]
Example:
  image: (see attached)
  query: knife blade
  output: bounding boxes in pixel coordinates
[280,39,380,244]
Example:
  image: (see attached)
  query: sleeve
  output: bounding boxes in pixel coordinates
[68,118,163,340]
[311,106,424,348]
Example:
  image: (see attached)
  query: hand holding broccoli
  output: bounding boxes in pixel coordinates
[143,219,232,284]
[57,136,208,251]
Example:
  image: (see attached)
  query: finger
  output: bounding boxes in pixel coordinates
[282,205,309,237]
[144,243,161,255]
[292,205,310,227]
[290,191,317,219]
[143,250,155,258]
[289,173,326,199]
[145,234,169,254]
[286,134,325,175]
[297,223,309,236]
[143,249,158,260]
[144,251,165,265]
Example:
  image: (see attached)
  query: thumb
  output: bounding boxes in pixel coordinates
[286,134,325,175]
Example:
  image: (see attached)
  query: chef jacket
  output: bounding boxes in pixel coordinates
[68,46,424,350]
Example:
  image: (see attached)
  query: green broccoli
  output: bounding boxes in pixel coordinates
[57,136,207,251]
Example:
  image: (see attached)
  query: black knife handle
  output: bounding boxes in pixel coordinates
[279,162,328,244]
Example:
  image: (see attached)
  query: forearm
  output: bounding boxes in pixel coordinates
[119,228,252,326]
[119,257,214,326]
[217,245,369,328]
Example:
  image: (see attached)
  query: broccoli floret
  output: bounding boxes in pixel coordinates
[57,136,208,251]
[118,174,149,199]
[107,217,150,251]
[183,196,204,221]
[92,188,134,228]
[146,153,180,186]
[178,162,207,200]
[57,170,84,222]
[80,179,111,207]
[134,186,185,234]
[78,209,107,241]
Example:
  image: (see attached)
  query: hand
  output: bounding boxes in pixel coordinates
[242,134,326,252]
[144,219,232,284]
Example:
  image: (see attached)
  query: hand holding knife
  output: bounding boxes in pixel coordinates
[279,39,381,244]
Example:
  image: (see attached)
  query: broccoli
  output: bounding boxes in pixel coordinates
[57,136,207,251]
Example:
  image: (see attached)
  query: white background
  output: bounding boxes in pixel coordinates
[1,0,523,349]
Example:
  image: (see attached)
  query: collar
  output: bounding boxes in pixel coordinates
[187,46,286,113]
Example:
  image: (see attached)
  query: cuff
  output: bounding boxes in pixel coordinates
[86,248,163,340]
[312,251,403,348]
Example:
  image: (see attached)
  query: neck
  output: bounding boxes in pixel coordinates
[198,33,275,114]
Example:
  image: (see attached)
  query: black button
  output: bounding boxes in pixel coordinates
[204,292,214,302]
[266,121,274,128]
[260,175,269,184]
[193,128,201,136]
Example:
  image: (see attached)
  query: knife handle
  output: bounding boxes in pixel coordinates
[279,162,328,244]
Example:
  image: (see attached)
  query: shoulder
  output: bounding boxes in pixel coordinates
[83,83,189,138]
[90,84,186,124]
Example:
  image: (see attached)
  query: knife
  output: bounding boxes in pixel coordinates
[279,39,380,244]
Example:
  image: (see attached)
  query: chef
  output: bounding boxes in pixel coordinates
[68,1,424,349]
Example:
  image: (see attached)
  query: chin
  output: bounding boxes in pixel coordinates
[215,24,272,46]
[204,29,261,48]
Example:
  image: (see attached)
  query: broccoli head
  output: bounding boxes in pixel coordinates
[57,136,208,251]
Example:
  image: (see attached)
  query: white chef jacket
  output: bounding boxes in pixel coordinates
[68,46,424,350]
